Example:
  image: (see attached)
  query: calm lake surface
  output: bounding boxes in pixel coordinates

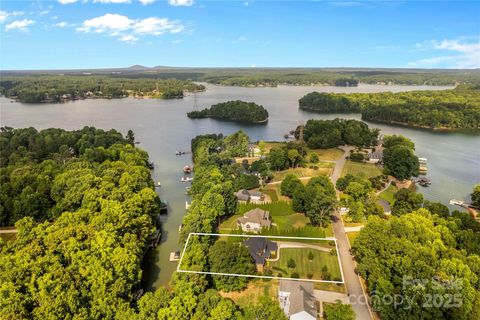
[1,83,479,290]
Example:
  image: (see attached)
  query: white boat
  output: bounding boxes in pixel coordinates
[418,157,428,164]
[181,176,193,182]
[157,181,161,186]
[449,199,464,206]
[186,201,190,209]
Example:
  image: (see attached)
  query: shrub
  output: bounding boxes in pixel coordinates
[287,258,296,269]
[308,251,314,261]
[350,152,365,162]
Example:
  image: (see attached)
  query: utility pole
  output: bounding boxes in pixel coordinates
[298,121,304,142]
[193,92,198,111]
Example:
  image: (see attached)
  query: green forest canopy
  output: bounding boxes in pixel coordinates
[0,127,162,318]
[297,118,379,149]
[187,100,269,123]
[298,86,480,129]
[353,208,480,320]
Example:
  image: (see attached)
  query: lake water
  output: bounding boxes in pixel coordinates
[1,83,478,290]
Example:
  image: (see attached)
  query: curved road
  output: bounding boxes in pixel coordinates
[331,146,373,320]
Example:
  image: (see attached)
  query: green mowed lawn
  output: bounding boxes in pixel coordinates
[272,166,333,182]
[269,248,342,281]
[272,213,309,229]
[308,148,344,161]
[379,185,397,204]
[262,188,279,202]
[238,201,295,216]
[341,161,382,178]
[347,232,360,245]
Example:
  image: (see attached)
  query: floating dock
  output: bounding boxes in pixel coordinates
[169,251,181,262]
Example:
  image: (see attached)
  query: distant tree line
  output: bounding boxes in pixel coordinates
[298,86,480,129]
[0,76,205,103]
[296,119,379,149]
[201,69,479,87]
[187,100,269,123]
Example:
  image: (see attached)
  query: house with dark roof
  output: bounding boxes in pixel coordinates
[237,208,271,233]
[242,237,278,272]
[278,280,317,320]
[368,151,383,163]
[236,189,264,202]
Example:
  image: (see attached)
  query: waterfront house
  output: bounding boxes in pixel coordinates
[368,151,383,164]
[237,208,271,233]
[243,237,278,272]
[278,280,317,320]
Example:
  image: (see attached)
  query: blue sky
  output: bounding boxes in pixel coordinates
[1,0,479,70]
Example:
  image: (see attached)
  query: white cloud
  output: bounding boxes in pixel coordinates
[58,0,79,4]
[232,36,246,44]
[139,0,155,4]
[133,17,183,35]
[93,0,131,3]
[409,37,480,69]
[53,21,69,28]
[39,10,50,16]
[172,39,182,44]
[77,13,185,43]
[330,1,364,7]
[77,13,133,34]
[0,10,24,22]
[120,34,137,43]
[5,19,35,31]
[169,0,194,6]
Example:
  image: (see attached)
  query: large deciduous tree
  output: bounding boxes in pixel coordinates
[383,145,419,180]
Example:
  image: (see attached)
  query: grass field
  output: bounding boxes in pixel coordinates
[272,213,310,229]
[314,282,347,293]
[272,166,333,182]
[308,148,344,161]
[347,232,360,245]
[238,201,295,216]
[341,161,382,178]
[269,248,342,281]
[219,279,278,307]
[262,188,279,202]
[379,185,397,204]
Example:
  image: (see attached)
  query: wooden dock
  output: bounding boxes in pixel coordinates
[169,251,180,262]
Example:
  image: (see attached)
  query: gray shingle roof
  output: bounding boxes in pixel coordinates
[243,237,278,265]
[237,208,271,228]
[279,280,316,318]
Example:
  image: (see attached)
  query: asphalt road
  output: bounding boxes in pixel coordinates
[331,146,373,320]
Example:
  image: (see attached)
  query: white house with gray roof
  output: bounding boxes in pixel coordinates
[237,208,271,233]
[278,280,317,320]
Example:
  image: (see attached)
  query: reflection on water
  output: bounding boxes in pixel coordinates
[1,83,478,290]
